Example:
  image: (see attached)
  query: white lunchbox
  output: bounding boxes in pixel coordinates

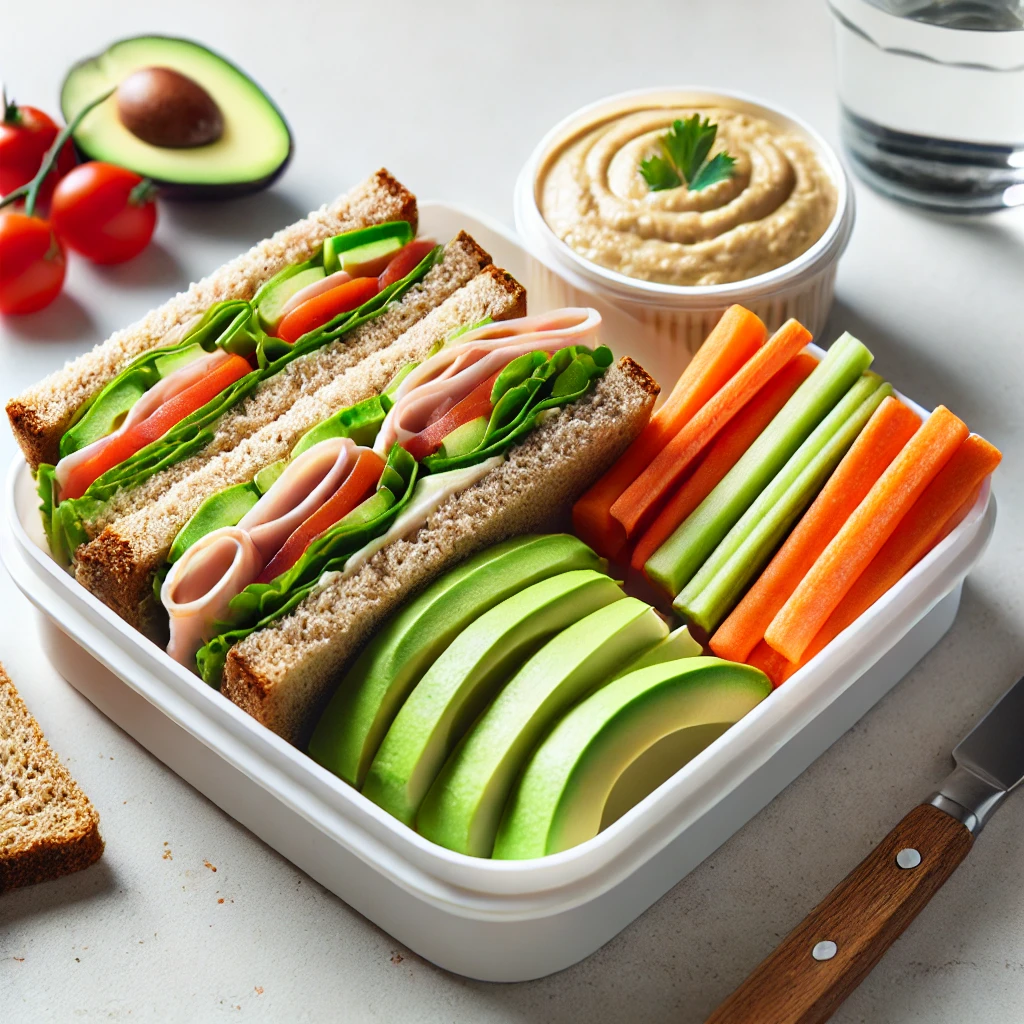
[0,203,995,982]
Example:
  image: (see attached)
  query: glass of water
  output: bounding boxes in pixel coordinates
[829,0,1024,211]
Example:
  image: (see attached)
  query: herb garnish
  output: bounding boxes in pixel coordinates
[639,115,736,193]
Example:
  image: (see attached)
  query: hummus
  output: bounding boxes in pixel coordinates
[539,106,838,287]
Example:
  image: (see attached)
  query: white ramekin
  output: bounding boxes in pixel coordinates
[515,87,855,384]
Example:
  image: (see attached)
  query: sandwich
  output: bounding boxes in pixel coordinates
[7,168,415,471]
[158,309,659,744]
[5,170,534,628]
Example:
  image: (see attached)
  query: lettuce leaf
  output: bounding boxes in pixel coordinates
[422,345,612,474]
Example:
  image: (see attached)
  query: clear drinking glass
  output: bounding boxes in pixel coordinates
[829,0,1024,211]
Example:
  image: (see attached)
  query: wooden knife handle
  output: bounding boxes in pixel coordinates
[706,804,974,1024]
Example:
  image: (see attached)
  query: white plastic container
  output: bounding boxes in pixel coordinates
[0,204,994,982]
[515,88,856,387]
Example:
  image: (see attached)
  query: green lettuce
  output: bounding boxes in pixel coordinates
[422,344,613,474]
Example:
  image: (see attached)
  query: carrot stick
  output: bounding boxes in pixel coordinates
[746,640,793,688]
[709,396,921,663]
[764,406,970,663]
[572,304,767,557]
[769,434,1000,681]
[629,353,818,575]
[610,319,813,544]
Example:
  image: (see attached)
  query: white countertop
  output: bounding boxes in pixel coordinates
[2,1,1023,1020]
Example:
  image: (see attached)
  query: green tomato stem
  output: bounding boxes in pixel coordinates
[0,87,114,217]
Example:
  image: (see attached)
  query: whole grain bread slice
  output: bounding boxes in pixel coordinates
[222,357,659,746]
[74,263,527,634]
[0,663,103,893]
[78,231,494,542]
[6,168,417,471]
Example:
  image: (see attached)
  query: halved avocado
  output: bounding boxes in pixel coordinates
[61,36,292,199]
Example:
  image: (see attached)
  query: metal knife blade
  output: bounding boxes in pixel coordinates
[929,674,1024,834]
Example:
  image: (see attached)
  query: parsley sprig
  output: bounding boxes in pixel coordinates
[639,115,736,193]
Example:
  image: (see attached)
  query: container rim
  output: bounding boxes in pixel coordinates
[516,85,855,307]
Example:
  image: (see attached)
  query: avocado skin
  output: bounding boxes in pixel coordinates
[60,35,293,199]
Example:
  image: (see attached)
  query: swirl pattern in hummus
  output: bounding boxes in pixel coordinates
[539,107,838,287]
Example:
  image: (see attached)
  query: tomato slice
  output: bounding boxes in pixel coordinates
[276,276,380,344]
[60,354,252,501]
[256,448,385,583]
[402,369,501,462]
[378,239,437,291]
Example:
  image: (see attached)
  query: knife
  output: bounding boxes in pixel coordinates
[707,673,1024,1024]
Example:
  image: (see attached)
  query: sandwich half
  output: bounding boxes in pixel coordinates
[7,168,416,471]
[35,207,453,570]
[74,254,526,632]
[151,310,659,744]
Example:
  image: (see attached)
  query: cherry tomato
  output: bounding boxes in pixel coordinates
[0,102,76,203]
[50,162,157,265]
[0,212,66,314]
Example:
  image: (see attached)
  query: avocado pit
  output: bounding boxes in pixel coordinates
[117,66,224,148]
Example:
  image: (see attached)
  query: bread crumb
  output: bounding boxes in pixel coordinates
[391,952,404,965]
[218,898,225,904]
[204,860,217,872]
[13,957,25,962]
[162,849,172,861]
[255,987,264,996]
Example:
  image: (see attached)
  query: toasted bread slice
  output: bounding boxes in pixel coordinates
[0,663,103,893]
[6,169,417,471]
[223,358,659,745]
[75,231,494,545]
[75,262,528,633]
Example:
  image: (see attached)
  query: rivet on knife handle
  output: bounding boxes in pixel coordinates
[704,805,973,1024]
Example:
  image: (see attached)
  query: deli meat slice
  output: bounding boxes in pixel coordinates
[162,528,262,666]
[161,437,361,666]
[238,438,358,561]
[54,347,235,494]
[375,308,601,454]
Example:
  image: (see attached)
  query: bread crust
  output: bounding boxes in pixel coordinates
[0,664,103,893]
[223,358,658,745]
[74,259,526,632]
[6,169,417,471]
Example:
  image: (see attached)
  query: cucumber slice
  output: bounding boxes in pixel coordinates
[438,416,488,459]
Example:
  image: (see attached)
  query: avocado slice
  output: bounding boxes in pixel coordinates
[61,36,292,198]
[417,598,668,857]
[362,569,624,826]
[492,658,771,859]
[308,535,606,789]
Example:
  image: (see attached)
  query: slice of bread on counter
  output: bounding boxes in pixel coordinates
[6,168,417,471]
[223,357,659,745]
[74,260,527,634]
[0,664,103,893]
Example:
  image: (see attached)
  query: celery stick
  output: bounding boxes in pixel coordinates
[645,333,874,599]
[677,377,892,632]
